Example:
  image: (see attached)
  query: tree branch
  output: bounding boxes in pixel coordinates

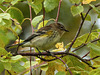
[66,4,100,52]
[55,0,62,23]
[85,56,100,61]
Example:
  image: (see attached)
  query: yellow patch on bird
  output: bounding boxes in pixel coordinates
[46,30,53,35]
[52,42,65,52]
[13,39,24,44]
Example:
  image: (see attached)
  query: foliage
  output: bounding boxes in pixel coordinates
[0,0,100,75]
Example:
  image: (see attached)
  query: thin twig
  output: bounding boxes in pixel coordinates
[85,21,96,43]
[53,55,73,75]
[29,5,33,75]
[6,70,12,75]
[72,38,100,52]
[55,0,62,23]
[66,4,100,53]
[42,2,45,27]
[18,52,96,69]
[82,51,90,58]
[40,70,42,75]
[85,56,100,61]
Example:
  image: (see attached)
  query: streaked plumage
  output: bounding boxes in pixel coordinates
[6,23,69,50]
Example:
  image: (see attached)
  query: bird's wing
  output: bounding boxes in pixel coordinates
[24,25,52,42]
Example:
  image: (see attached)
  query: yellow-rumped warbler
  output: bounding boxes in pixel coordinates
[6,22,69,51]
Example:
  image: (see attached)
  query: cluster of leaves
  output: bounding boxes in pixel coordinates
[0,0,100,75]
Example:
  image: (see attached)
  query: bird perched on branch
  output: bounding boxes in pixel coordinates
[6,22,69,51]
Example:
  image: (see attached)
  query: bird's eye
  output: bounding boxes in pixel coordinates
[60,26,64,29]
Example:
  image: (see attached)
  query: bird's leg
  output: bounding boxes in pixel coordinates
[36,48,41,54]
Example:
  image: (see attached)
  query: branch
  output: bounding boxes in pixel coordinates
[85,56,100,61]
[72,38,100,52]
[66,4,100,52]
[18,52,96,69]
[29,5,33,75]
[55,0,62,23]
[42,2,45,27]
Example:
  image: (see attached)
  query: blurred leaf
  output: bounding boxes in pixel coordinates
[3,62,12,70]
[41,63,48,71]
[82,13,91,21]
[44,0,59,12]
[0,5,7,12]
[24,61,38,68]
[0,47,8,56]
[29,2,42,15]
[0,13,11,20]
[87,43,100,56]
[11,62,26,73]
[0,62,4,73]
[5,0,13,2]
[46,62,55,75]
[34,0,44,5]
[5,70,17,75]
[32,15,43,27]
[0,0,4,4]
[83,0,96,4]
[11,55,23,61]
[8,7,24,24]
[89,68,100,75]
[11,0,21,5]
[56,71,66,75]
[91,32,99,40]
[71,5,84,16]
[89,4,100,14]
[69,0,80,4]
[38,20,48,29]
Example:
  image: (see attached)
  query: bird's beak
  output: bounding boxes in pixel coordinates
[64,29,69,32]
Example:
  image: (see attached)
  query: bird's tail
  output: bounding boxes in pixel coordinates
[6,42,24,49]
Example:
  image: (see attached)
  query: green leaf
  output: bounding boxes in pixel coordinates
[34,0,44,5]
[24,61,38,68]
[11,55,23,61]
[0,47,8,56]
[29,2,42,15]
[7,7,24,24]
[0,13,11,20]
[89,4,100,14]
[44,0,59,12]
[56,71,66,75]
[69,0,80,4]
[0,0,4,4]
[5,0,13,2]
[11,0,21,5]
[38,20,48,29]
[82,13,91,21]
[71,5,84,16]
[3,62,12,70]
[11,62,26,73]
[89,69,100,75]
[0,62,4,73]
[87,43,100,56]
[32,15,43,27]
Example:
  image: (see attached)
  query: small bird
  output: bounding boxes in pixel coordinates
[6,22,69,51]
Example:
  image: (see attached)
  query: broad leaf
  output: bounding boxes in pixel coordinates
[71,5,84,16]
[69,0,80,4]
[0,62,4,73]
[32,15,43,27]
[11,62,26,73]
[38,20,48,29]
[3,62,12,70]
[44,0,59,12]
[56,71,66,75]
[87,43,100,56]
[8,7,24,24]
